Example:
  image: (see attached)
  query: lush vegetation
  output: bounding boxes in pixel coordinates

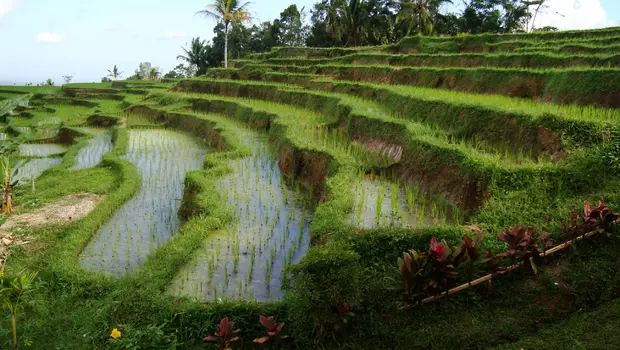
[2,3,620,348]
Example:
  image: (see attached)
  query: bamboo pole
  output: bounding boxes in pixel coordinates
[408,229,603,307]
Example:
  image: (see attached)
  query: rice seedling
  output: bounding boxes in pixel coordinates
[349,174,463,230]
[169,133,313,301]
[70,127,113,170]
[13,158,62,184]
[19,144,67,158]
[80,129,208,274]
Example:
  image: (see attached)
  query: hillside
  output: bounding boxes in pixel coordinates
[1,27,620,349]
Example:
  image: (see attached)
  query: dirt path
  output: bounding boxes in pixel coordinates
[0,193,104,267]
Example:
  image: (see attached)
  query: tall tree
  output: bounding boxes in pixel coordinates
[396,0,451,36]
[309,0,369,47]
[210,22,253,66]
[248,21,280,52]
[196,0,252,68]
[306,1,346,47]
[177,37,209,76]
[62,74,74,84]
[277,5,307,46]
[128,62,153,80]
[458,0,530,34]
[107,65,123,80]
[148,67,161,80]
[364,0,398,45]
[342,0,368,46]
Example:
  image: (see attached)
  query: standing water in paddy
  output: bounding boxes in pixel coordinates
[70,127,112,170]
[14,158,62,184]
[80,129,208,274]
[19,143,66,157]
[15,143,65,184]
[350,174,463,229]
[170,134,313,301]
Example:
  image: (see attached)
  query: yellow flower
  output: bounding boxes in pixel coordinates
[110,328,121,339]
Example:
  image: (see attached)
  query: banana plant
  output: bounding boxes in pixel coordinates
[0,156,24,216]
[0,94,32,118]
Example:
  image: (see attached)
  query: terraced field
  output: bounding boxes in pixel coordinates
[1,27,620,349]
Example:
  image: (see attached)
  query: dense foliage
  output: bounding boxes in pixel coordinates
[157,0,551,77]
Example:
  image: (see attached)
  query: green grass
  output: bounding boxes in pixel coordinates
[222,66,620,123]
[14,167,116,211]
[63,82,114,89]
[2,26,620,349]
[0,85,61,94]
[240,63,620,107]
[494,297,620,350]
[253,52,620,69]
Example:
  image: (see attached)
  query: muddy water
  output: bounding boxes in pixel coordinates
[70,127,112,170]
[169,134,313,301]
[80,129,208,274]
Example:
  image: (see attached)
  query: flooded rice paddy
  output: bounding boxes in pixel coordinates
[19,143,67,157]
[350,175,462,229]
[80,129,208,274]
[169,133,313,301]
[70,127,112,170]
[15,158,62,183]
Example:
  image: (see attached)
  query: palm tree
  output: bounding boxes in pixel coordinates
[107,65,123,80]
[196,0,252,68]
[324,0,346,42]
[0,156,22,216]
[524,0,547,32]
[148,68,161,80]
[177,37,209,76]
[397,0,451,36]
[342,0,367,46]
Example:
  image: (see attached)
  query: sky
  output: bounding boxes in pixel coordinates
[0,0,618,84]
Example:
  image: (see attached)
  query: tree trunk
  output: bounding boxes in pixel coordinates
[530,2,544,32]
[11,312,17,349]
[418,12,422,35]
[224,23,229,68]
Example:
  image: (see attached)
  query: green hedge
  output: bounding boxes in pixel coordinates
[257,52,620,69]
[255,64,620,108]
[396,27,620,53]
[489,37,620,53]
[204,71,611,152]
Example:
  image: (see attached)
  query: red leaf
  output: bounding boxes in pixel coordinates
[337,305,351,314]
[259,315,276,331]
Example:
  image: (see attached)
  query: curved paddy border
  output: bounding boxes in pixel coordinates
[11,89,347,341]
[170,79,604,217]
[18,78,616,299]
[202,71,612,153]
[238,52,620,70]
[6,74,620,347]
[156,79,620,347]
[231,63,620,108]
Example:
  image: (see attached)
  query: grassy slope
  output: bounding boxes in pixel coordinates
[495,298,620,350]
[2,26,620,348]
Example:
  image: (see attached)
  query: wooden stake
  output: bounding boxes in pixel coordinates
[408,229,605,307]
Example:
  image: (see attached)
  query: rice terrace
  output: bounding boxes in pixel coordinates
[2,0,620,348]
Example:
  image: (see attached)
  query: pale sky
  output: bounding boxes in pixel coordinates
[0,0,618,84]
